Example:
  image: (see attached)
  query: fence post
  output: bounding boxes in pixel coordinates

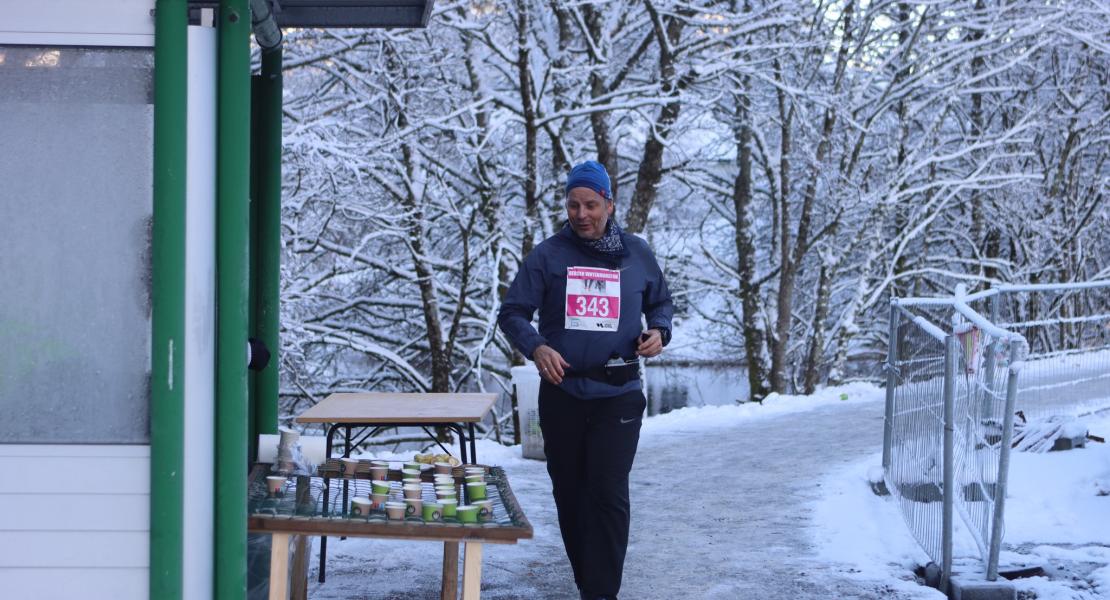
[987,338,1021,580]
[981,294,1000,421]
[883,299,900,470]
[942,334,957,592]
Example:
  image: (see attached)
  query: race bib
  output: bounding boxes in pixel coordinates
[565,266,621,332]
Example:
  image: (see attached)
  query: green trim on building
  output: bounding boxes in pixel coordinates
[216,0,251,597]
[150,1,188,598]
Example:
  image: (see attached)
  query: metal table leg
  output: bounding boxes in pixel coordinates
[468,423,478,463]
[318,423,340,583]
[341,426,351,541]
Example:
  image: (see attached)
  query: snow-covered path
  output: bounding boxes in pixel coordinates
[617,399,925,600]
[305,386,934,599]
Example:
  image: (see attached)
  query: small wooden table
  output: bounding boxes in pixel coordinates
[295,392,498,585]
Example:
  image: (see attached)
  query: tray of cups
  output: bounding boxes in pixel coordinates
[249,464,531,539]
[317,457,491,483]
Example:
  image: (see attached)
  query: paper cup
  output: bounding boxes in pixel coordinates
[350,497,372,517]
[422,502,443,522]
[439,499,457,518]
[403,498,423,519]
[433,474,455,483]
[403,461,422,471]
[402,484,423,500]
[434,462,454,475]
[370,493,389,509]
[466,482,488,501]
[371,480,392,495]
[369,465,388,480]
[265,476,285,496]
[464,474,484,484]
[279,427,300,444]
[385,501,406,520]
[474,500,493,522]
[456,504,479,524]
[401,468,422,480]
[340,457,359,478]
[435,489,457,501]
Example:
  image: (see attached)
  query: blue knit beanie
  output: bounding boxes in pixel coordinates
[565,160,612,201]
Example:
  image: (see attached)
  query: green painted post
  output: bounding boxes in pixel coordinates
[255,47,283,438]
[216,0,251,597]
[150,0,187,598]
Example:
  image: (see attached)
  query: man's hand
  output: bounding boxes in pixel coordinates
[533,344,571,385]
[635,329,664,358]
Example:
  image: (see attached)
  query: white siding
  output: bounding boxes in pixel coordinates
[0,445,149,599]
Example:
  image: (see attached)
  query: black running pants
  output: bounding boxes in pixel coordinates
[538,381,646,597]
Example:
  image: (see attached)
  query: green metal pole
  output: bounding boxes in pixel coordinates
[216,0,250,597]
[256,47,283,438]
[151,1,187,598]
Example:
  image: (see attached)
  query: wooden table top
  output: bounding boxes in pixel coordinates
[295,392,498,424]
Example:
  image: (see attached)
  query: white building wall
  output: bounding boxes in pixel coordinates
[0,445,149,599]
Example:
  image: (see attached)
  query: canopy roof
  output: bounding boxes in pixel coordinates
[188,0,434,28]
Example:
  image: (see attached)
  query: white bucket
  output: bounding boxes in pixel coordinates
[511,364,545,460]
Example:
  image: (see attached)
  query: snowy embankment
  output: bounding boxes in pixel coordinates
[814,400,1110,599]
[310,383,1110,599]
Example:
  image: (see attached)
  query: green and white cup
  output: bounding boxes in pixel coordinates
[350,497,372,517]
[401,468,422,480]
[422,502,442,522]
[371,480,392,495]
[456,504,479,524]
[440,499,457,518]
[403,461,422,471]
[402,484,423,500]
[466,482,488,501]
[403,498,422,519]
[464,474,484,484]
[473,499,493,522]
[384,501,406,520]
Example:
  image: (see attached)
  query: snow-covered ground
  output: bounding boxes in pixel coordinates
[815,401,1110,599]
[305,383,1110,599]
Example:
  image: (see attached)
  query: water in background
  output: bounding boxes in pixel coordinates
[644,363,750,416]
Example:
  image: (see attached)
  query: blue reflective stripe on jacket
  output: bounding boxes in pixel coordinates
[498,224,674,400]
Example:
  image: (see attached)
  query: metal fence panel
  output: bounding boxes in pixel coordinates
[885,280,1109,584]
